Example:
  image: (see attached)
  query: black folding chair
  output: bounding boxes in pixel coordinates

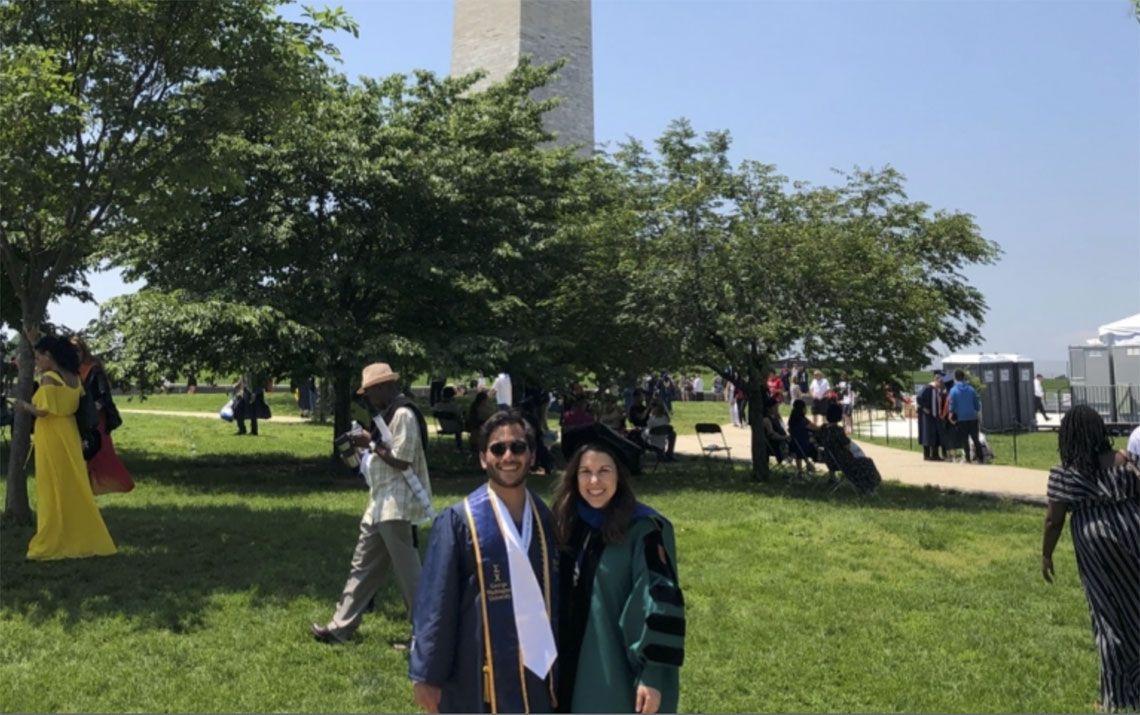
[694,423,732,473]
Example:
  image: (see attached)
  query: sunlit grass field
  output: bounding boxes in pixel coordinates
[0,413,1100,713]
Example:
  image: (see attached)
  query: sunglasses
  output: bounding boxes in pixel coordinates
[487,440,530,457]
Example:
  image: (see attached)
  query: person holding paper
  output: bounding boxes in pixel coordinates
[409,411,558,713]
[311,362,432,645]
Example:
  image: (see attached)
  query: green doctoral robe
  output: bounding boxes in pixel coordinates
[558,509,685,713]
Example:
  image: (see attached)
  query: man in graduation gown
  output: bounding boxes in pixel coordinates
[917,372,944,461]
[410,410,558,714]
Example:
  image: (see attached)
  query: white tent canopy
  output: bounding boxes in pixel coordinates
[1086,312,1140,346]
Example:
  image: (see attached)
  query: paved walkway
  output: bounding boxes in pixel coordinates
[673,423,1049,504]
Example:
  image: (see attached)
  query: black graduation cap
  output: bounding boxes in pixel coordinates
[560,422,642,475]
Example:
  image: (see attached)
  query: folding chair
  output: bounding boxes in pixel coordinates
[431,409,466,451]
[694,423,732,473]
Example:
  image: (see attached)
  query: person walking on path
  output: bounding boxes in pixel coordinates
[1041,405,1140,711]
[1034,374,1050,422]
[311,362,432,645]
[552,425,685,714]
[13,335,116,561]
[409,411,557,713]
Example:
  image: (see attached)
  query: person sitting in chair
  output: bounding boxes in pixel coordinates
[642,399,678,463]
[761,401,790,465]
[815,403,880,495]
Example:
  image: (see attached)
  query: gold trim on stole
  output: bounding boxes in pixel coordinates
[463,497,497,714]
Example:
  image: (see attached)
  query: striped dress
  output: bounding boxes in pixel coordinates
[1047,453,1140,711]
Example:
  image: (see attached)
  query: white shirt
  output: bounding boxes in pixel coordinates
[692,376,704,394]
[810,377,830,400]
[1034,378,1044,398]
[361,407,431,524]
[1127,425,1140,458]
[492,372,512,406]
[839,381,854,406]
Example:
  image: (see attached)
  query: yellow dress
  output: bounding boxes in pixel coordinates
[27,370,117,560]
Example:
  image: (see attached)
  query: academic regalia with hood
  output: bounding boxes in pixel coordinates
[556,501,685,714]
[409,483,558,714]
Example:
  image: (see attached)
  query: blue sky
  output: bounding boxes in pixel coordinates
[51,0,1140,372]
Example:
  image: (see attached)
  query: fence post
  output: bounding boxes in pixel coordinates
[1012,427,1018,465]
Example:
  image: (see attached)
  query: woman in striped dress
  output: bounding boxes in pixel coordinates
[1041,405,1140,711]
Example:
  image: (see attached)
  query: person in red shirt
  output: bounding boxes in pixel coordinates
[767,371,784,406]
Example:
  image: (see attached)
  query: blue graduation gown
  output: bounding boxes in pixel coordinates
[409,486,557,713]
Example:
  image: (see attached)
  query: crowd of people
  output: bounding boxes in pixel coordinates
[9,341,1138,712]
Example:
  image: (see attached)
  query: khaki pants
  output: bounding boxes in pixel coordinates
[325,519,421,640]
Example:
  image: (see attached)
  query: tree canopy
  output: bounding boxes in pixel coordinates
[0,0,353,523]
[604,119,1001,479]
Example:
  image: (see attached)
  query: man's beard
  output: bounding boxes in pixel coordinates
[488,468,527,490]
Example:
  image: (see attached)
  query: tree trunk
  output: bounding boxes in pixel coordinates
[4,331,37,525]
[748,384,770,481]
[332,365,353,440]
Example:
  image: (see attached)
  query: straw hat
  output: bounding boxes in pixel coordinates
[357,362,400,394]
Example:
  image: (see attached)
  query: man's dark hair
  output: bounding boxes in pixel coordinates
[954,369,966,381]
[825,402,843,424]
[477,409,536,453]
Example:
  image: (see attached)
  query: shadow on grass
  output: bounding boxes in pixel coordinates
[115,439,489,497]
[0,502,415,632]
[633,455,1031,514]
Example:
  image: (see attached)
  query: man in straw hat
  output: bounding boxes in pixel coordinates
[311,362,433,645]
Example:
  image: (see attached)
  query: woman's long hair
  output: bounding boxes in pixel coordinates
[33,335,80,375]
[790,398,807,421]
[1058,404,1113,476]
[552,443,637,551]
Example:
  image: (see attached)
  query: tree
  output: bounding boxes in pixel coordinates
[0,0,351,524]
[609,119,1001,480]
[110,61,602,437]
[87,291,317,393]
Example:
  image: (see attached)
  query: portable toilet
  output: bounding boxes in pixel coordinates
[1110,343,1140,423]
[942,353,1036,432]
[1068,345,1115,420]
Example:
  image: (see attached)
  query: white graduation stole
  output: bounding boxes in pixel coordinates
[487,490,557,678]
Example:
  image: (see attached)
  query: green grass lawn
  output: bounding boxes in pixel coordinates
[116,390,303,417]
[852,425,1062,472]
[0,413,1101,712]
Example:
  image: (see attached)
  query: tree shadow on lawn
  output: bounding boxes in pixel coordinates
[633,455,1031,515]
[114,444,1024,516]
[117,443,488,497]
[0,502,414,633]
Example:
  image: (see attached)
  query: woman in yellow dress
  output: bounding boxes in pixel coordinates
[13,335,116,560]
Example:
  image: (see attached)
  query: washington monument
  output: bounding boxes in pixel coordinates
[451,0,594,151]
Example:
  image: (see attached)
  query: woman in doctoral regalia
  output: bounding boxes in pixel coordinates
[552,424,685,713]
